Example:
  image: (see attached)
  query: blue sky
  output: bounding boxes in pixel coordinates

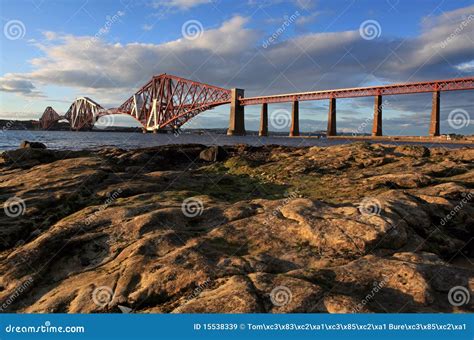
[0,0,473,135]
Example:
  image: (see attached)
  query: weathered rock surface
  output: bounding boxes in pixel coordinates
[0,142,472,313]
[199,146,227,162]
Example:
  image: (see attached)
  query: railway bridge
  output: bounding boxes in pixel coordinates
[38,75,473,137]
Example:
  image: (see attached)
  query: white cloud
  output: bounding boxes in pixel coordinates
[3,6,474,96]
[150,0,211,10]
[0,74,44,97]
[293,0,316,10]
[295,12,319,26]
[1,6,473,134]
[455,60,474,73]
[0,16,259,105]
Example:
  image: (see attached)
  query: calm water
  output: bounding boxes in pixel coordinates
[0,130,469,151]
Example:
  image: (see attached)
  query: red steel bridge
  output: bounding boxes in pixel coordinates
[37,74,474,137]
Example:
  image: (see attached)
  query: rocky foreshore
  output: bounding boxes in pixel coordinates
[0,142,473,313]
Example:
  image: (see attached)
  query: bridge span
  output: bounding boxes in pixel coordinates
[38,74,231,132]
[229,77,474,137]
[38,75,473,137]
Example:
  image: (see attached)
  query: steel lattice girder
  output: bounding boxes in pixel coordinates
[115,74,232,131]
[41,75,473,130]
[39,106,61,129]
[54,75,231,131]
[64,97,104,130]
[239,77,474,105]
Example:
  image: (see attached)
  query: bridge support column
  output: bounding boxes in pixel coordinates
[227,88,246,136]
[372,95,383,136]
[290,100,299,137]
[327,97,336,137]
[429,91,440,137]
[259,103,268,137]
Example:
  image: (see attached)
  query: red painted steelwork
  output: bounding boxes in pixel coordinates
[38,106,62,130]
[239,77,474,105]
[37,75,473,132]
[40,74,232,131]
[114,74,231,131]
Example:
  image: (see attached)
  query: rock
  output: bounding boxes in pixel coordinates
[361,157,392,168]
[0,142,472,313]
[174,276,262,313]
[322,295,371,313]
[1,149,56,168]
[20,140,47,149]
[248,273,324,313]
[279,198,408,255]
[199,146,226,162]
[365,173,432,189]
[1,148,88,169]
[394,145,430,158]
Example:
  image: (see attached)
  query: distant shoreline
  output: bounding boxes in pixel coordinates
[1,119,472,145]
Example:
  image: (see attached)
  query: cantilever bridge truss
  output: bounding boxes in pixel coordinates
[39,74,232,131]
[38,74,474,134]
[39,106,61,130]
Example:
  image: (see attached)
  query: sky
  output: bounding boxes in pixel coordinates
[0,0,473,135]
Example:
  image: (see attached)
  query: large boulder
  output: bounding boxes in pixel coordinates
[20,140,47,149]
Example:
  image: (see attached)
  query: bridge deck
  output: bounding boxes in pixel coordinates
[239,77,474,105]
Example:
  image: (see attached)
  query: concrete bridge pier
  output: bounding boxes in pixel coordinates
[227,88,246,136]
[429,91,440,136]
[290,100,299,137]
[372,94,383,136]
[259,103,268,136]
[327,97,336,137]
